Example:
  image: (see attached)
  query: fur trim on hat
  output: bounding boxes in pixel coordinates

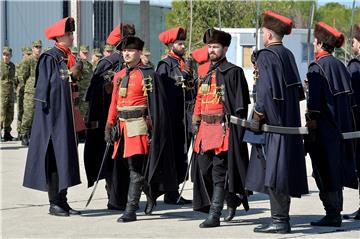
[203,28,231,47]
[314,22,344,48]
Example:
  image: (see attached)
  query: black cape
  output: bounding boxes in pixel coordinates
[83,51,124,187]
[23,46,81,192]
[348,55,360,178]
[306,54,358,191]
[145,67,178,200]
[155,55,189,186]
[192,61,250,212]
[246,44,308,198]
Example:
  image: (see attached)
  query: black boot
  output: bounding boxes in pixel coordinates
[199,186,225,228]
[254,219,291,234]
[311,214,342,227]
[224,192,242,222]
[312,191,342,227]
[48,173,69,217]
[3,132,14,142]
[255,189,291,234]
[60,190,81,215]
[343,208,360,220]
[117,171,143,223]
[21,133,29,146]
[143,182,156,215]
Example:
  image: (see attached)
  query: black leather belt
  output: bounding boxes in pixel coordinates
[118,109,147,119]
[201,114,224,124]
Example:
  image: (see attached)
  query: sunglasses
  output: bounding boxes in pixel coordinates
[34,46,42,49]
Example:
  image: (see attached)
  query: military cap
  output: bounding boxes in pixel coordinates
[203,28,231,47]
[119,36,144,51]
[80,45,89,53]
[353,24,360,41]
[314,22,344,48]
[93,48,102,57]
[104,44,114,52]
[142,47,151,56]
[3,47,12,55]
[71,46,78,54]
[25,47,32,55]
[32,40,43,47]
[159,27,186,45]
[262,10,293,36]
[21,46,28,53]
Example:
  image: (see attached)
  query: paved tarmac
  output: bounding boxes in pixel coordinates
[1,102,360,238]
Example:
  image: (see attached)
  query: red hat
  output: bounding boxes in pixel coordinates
[314,22,344,48]
[159,27,186,45]
[192,45,209,64]
[353,24,360,41]
[106,23,136,46]
[262,10,293,36]
[44,17,75,40]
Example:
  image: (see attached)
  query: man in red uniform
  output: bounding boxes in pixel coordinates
[191,45,247,222]
[105,36,153,222]
[192,28,250,228]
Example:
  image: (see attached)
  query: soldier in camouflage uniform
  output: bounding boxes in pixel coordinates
[103,44,113,57]
[1,47,16,141]
[91,48,102,71]
[78,45,93,120]
[71,46,78,56]
[19,40,42,146]
[15,47,32,139]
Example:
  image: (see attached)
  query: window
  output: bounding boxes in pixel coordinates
[243,46,254,68]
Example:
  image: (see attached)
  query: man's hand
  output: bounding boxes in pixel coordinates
[192,114,201,135]
[70,61,83,78]
[250,111,263,132]
[306,120,317,130]
[104,123,113,144]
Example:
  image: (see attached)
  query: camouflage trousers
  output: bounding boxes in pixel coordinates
[20,92,35,135]
[79,101,89,122]
[17,87,24,134]
[0,93,14,133]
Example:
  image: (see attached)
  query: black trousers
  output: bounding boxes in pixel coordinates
[268,188,290,222]
[46,140,67,205]
[319,190,343,215]
[105,135,146,209]
[198,151,227,188]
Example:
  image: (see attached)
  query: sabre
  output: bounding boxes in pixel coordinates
[177,135,195,204]
[85,142,111,208]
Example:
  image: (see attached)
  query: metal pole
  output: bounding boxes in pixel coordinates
[307,1,315,66]
[188,0,193,54]
[348,0,356,62]
[255,0,260,51]
[218,6,222,30]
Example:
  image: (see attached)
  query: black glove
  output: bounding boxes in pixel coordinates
[104,123,113,144]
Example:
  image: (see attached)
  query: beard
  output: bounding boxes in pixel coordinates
[209,52,223,62]
[172,48,185,57]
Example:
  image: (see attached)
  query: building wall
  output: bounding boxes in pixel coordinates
[2,1,170,64]
[3,1,63,63]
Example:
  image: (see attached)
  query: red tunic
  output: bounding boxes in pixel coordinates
[193,72,229,154]
[107,66,149,159]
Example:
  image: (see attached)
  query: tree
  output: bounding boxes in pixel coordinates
[166,0,314,52]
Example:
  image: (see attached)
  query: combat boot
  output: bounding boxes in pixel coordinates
[3,132,14,141]
[21,133,29,146]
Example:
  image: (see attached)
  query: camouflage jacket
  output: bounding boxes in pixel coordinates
[79,60,93,97]
[22,55,39,94]
[1,61,16,96]
[15,59,27,91]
